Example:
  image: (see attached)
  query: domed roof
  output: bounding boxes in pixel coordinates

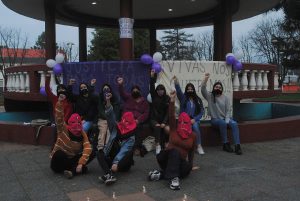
[2,0,281,28]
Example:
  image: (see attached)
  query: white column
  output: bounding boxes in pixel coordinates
[24,72,30,93]
[232,71,240,91]
[11,73,15,92]
[38,71,46,88]
[15,72,20,92]
[48,71,57,96]
[19,72,25,92]
[256,70,263,90]
[274,72,279,90]
[241,70,249,91]
[6,73,11,92]
[262,71,269,90]
[249,70,257,90]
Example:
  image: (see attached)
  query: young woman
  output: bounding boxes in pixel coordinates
[201,73,242,155]
[97,93,135,185]
[148,91,197,190]
[149,69,170,154]
[50,94,92,179]
[97,83,121,151]
[173,76,205,154]
[117,76,149,156]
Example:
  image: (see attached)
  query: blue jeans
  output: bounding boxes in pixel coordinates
[82,121,93,133]
[210,118,240,144]
[192,121,202,145]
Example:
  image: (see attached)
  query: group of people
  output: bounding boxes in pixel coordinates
[46,71,242,190]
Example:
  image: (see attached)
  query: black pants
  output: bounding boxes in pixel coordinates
[134,123,146,149]
[150,120,169,148]
[97,149,134,174]
[156,149,192,180]
[50,150,90,174]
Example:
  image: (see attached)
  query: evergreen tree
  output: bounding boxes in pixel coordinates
[33,32,46,50]
[160,29,195,60]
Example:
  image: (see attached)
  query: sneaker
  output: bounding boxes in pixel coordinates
[134,148,141,156]
[105,174,117,185]
[156,145,161,155]
[197,145,205,155]
[64,170,73,179]
[223,142,234,153]
[148,170,161,181]
[169,177,180,190]
[235,144,242,155]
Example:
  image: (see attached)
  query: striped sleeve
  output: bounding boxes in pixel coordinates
[78,132,92,165]
[55,101,65,135]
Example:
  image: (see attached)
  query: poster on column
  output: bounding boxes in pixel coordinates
[157,60,233,120]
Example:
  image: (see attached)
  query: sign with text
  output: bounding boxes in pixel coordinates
[158,61,233,120]
[119,18,134,38]
[62,61,150,97]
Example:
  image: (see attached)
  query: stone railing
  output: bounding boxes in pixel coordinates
[232,63,281,99]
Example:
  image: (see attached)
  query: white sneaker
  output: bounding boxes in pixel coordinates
[148,170,161,181]
[170,177,180,190]
[197,145,205,155]
[156,145,161,155]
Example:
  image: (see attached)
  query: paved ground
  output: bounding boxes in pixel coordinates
[0,138,299,201]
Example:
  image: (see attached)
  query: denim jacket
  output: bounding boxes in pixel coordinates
[104,105,135,164]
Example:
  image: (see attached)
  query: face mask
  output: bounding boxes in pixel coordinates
[67,113,82,136]
[117,112,137,135]
[213,89,222,95]
[57,90,67,97]
[177,112,192,139]
[80,88,88,96]
[132,91,141,99]
[186,91,194,97]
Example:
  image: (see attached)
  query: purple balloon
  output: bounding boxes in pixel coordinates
[226,56,236,65]
[40,87,47,96]
[233,61,243,71]
[152,62,162,73]
[140,54,153,65]
[53,63,63,75]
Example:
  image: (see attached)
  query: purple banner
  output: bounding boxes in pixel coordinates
[62,61,150,97]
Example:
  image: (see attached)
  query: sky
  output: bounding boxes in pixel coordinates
[0,1,283,51]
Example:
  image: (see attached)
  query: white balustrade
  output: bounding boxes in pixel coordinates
[232,71,240,91]
[6,73,11,92]
[19,72,25,92]
[274,72,279,90]
[262,71,269,90]
[15,72,20,92]
[38,71,46,88]
[249,70,257,90]
[24,72,30,93]
[241,70,249,91]
[48,71,57,96]
[256,70,263,90]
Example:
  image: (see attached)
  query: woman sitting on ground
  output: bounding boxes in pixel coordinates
[148,91,197,191]
[97,92,135,185]
[149,69,170,154]
[50,94,92,179]
[201,73,242,155]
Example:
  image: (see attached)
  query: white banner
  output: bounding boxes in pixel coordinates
[119,18,134,38]
[156,60,233,120]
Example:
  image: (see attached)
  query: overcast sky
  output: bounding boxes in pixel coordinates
[0,1,283,51]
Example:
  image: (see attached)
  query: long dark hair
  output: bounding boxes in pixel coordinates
[184,83,203,115]
[99,83,116,103]
[153,84,170,105]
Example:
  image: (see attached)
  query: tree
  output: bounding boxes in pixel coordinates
[33,31,46,50]
[193,31,214,60]
[160,29,195,60]
[0,26,28,78]
[236,34,255,63]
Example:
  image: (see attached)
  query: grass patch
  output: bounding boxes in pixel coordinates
[254,93,300,102]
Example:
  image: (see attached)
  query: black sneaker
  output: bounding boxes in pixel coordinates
[99,173,109,183]
[104,174,117,185]
[235,144,242,155]
[64,170,73,179]
[148,170,161,181]
[223,142,234,153]
[169,177,180,190]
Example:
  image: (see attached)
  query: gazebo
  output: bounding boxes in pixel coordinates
[2,0,282,61]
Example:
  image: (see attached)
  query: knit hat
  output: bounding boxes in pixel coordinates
[117,112,137,135]
[177,112,192,139]
[67,113,82,136]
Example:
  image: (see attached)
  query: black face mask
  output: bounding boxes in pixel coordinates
[80,88,89,96]
[213,89,222,95]
[186,91,194,97]
[132,91,141,99]
[57,90,68,97]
